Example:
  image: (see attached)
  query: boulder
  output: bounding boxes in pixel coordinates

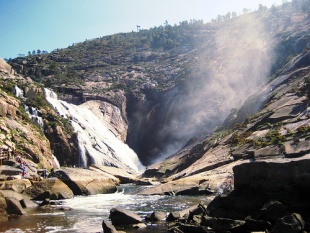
[166,211,181,222]
[102,219,118,233]
[90,165,135,184]
[0,192,8,224]
[200,216,246,232]
[0,190,38,209]
[0,178,32,193]
[110,207,142,225]
[256,201,290,223]
[24,178,74,200]
[0,165,21,176]
[146,211,166,221]
[284,139,310,157]
[271,213,305,233]
[52,168,118,195]
[170,223,209,233]
[5,196,26,215]
[245,218,272,232]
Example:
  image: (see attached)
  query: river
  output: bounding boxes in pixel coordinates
[0,185,210,233]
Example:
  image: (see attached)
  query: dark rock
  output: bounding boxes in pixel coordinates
[271,213,305,233]
[133,179,153,186]
[200,216,246,232]
[256,201,290,223]
[102,219,118,233]
[245,218,272,232]
[146,211,166,221]
[5,196,26,215]
[170,222,209,233]
[110,207,142,225]
[166,211,181,222]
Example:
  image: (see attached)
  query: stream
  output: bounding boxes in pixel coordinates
[0,185,211,233]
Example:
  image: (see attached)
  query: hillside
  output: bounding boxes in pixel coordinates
[7,2,310,167]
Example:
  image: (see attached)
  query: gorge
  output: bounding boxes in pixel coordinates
[0,1,310,232]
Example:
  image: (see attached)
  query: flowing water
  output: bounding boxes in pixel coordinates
[0,185,210,233]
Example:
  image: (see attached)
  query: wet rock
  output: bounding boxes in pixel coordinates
[24,178,74,200]
[102,219,118,233]
[146,211,166,221]
[52,168,118,195]
[271,213,305,233]
[133,179,153,186]
[110,207,142,225]
[166,211,181,222]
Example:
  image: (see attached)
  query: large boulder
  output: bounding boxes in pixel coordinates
[5,196,26,215]
[0,192,8,224]
[0,178,32,193]
[0,190,38,208]
[271,213,305,233]
[110,207,142,225]
[24,178,74,200]
[52,168,118,195]
[90,165,136,184]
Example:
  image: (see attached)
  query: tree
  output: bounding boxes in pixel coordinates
[37,49,41,55]
[32,50,36,55]
[28,51,31,56]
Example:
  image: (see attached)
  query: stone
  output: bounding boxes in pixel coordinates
[0,192,8,224]
[90,165,136,184]
[102,219,118,233]
[284,139,310,157]
[170,223,209,233]
[132,223,147,228]
[24,178,74,200]
[257,201,290,223]
[0,178,32,193]
[166,211,181,222]
[271,213,305,233]
[110,207,142,225]
[52,168,117,195]
[245,218,272,232]
[5,196,26,215]
[200,216,246,232]
[146,211,166,221]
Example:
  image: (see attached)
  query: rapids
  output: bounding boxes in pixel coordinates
[0,185,209,233]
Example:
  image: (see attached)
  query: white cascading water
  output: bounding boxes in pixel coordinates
[44,88,144,174]
[14,85,44,128]
[14,85,24,99]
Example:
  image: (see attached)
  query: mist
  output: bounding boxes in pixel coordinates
[152,13,275,164]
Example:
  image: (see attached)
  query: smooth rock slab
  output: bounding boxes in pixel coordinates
[110,207,142,225]
[52,168,117,195]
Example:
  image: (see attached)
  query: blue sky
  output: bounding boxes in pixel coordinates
[0,0,283,59]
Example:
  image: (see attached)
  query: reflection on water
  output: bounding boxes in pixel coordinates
[0,185,210,233]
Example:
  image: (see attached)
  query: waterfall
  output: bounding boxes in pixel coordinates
[14,85,24,98]
[24,105,44,128]
[52,154,61,169]
[44,88,144,173]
